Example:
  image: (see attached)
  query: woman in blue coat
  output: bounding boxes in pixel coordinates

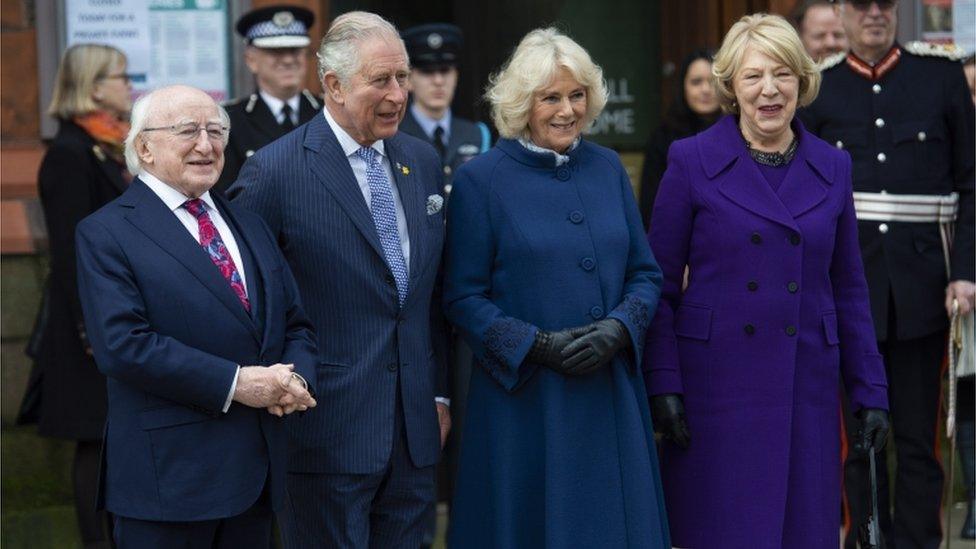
[443,28,670,548]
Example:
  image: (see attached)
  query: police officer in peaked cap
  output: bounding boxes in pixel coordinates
[399,23,490,195]
[217,4,322,192]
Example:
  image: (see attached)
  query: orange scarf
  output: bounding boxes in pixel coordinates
[73,110,130,161]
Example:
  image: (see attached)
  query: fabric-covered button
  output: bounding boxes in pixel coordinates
[917,132,927,142]
[790,234,801,245]
[744,324,756,335]
[580,257,595,271]
[569,210,585,224]
[879,223,889,234]
[556,167,571,181]
[877,152,887,163]
[787,281,799,293]
[589,306,604,319]
[385,273,396,286]
[872,83,882,94]
[785,326,797,336]
[751,232,762,244]
[747,281,758,291]
[874,118,885,128]
[387,362,398,372]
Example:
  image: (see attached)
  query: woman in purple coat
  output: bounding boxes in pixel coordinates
[644,14,890,548]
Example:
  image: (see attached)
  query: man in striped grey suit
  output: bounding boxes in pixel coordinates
[228,11,451,549]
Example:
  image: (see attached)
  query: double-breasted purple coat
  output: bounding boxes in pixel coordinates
[643,115,889,548]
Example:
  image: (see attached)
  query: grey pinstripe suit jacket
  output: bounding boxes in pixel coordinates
[228,114,449,474]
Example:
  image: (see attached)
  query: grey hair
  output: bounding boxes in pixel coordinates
[316,11,404,83]
[124,88,231,174]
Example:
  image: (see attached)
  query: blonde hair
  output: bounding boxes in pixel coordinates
[317,11,403,83]
[48,44,127,119]
[712,13,821,114]
[485,28,608,139]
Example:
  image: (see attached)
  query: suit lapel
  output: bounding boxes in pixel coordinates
[304,116,387,260]
[213,194,270,347]
[385,137,425,286]
[250,97,286,141]
[776,126,830,220]
[122,179,259,340]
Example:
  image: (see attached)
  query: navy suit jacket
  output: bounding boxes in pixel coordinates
[75,178,317,521]
[228,113,449,474]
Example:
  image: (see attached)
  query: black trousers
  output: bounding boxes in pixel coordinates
[843,328,946,549]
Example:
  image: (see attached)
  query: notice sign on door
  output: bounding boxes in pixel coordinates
[65,0,230,101]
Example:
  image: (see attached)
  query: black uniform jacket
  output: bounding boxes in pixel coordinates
[217,90,321,192]
[18,120,128,439]
[398,109,488,193]
[800,45,975,341]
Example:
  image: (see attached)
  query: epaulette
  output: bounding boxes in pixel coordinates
[818,51,847,71]
[301,89,321,110]
[903,41,968,61]
[244,94,258,113]
[220,96,244,108]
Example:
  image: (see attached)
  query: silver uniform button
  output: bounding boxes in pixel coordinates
[245,150,255,158]
[875,118,885,128]
[918,131,927,142]
[880,189,888,194]
[835,140,844,149]
[877,152,887,163]
[872,84,882,94]
[879,223,889,234]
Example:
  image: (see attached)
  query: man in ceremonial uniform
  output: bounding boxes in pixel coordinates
[217,4,322,191]
[800,1,974,547]
[399,23,490,194]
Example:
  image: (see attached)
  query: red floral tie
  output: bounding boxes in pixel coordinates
[182,199,250,312]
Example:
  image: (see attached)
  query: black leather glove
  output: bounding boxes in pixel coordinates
[527,326,594,370]
[558,318,630,376]
[855,408,889,454]
[651,394,691,450]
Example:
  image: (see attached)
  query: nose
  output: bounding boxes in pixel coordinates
[760,73,778,96]
[557,97,574,116]
[866,2,884,16]
[193,129,214,152]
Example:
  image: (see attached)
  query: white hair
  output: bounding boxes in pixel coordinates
[316,11,404,83]
[124,87,231,174]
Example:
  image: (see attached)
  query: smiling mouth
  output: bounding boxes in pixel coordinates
[187,159,214,167]
[551,120,576,131]
[758,105,782,115]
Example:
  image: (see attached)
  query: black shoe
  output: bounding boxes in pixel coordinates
[963,499,975,540]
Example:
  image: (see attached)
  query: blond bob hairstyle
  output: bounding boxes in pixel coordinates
[712,13,821,114]
[48,43,127,120]
[485,28,608,140]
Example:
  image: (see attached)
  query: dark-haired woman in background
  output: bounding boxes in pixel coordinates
[17,43,132,548]
[638,50,720,228]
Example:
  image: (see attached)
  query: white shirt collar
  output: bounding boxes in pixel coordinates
[410,103,451,141]
[322,104,386,159]
[139,171,217,213]
[259,90,300,120]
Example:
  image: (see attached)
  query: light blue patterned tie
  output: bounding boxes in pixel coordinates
[356,146,409,306]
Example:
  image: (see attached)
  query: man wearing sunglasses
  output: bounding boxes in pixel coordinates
[399,24,490,195]
[800,1,974,547]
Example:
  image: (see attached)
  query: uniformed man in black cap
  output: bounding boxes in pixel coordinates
[799,1,974,547]
[400,23,490,195]
[217,4,322,191]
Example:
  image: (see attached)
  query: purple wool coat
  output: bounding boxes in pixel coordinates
[643,115,888,548]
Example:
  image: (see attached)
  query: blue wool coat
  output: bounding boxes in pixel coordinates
[644,115,888,548]
[443,138,670,548]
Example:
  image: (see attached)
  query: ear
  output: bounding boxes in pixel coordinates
[135,134,154,166]
[323,71,344,104]
[244,47,260,74]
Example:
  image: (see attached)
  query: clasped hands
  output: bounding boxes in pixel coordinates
[233,363,316,417]
[529,319,630,376]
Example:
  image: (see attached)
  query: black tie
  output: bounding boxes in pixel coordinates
[432,126,446,160]
[280,103,295,131]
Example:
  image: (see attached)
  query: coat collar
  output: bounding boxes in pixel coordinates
[699,115,833,230]
[119,178,261,343]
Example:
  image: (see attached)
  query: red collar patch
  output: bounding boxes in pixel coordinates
[846,46,901,81]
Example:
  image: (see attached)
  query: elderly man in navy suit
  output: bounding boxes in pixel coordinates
[228,11,451,549]
[75,85,318,549]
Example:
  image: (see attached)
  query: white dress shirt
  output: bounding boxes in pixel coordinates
[141,171,245,412]
[260,91,301,126]
[410,103,451,144]
[322,106,411,273]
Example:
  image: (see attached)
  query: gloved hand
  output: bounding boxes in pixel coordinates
[558,318,630,376]
[527,326,594,370]
[855,408,889,454]
[651,394,691,450]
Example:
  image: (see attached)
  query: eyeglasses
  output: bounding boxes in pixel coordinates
[142,122,229,142]
[846,0,896,10]
[99,73,135,84]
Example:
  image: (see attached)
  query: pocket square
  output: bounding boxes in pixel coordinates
[427,194,444,215]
